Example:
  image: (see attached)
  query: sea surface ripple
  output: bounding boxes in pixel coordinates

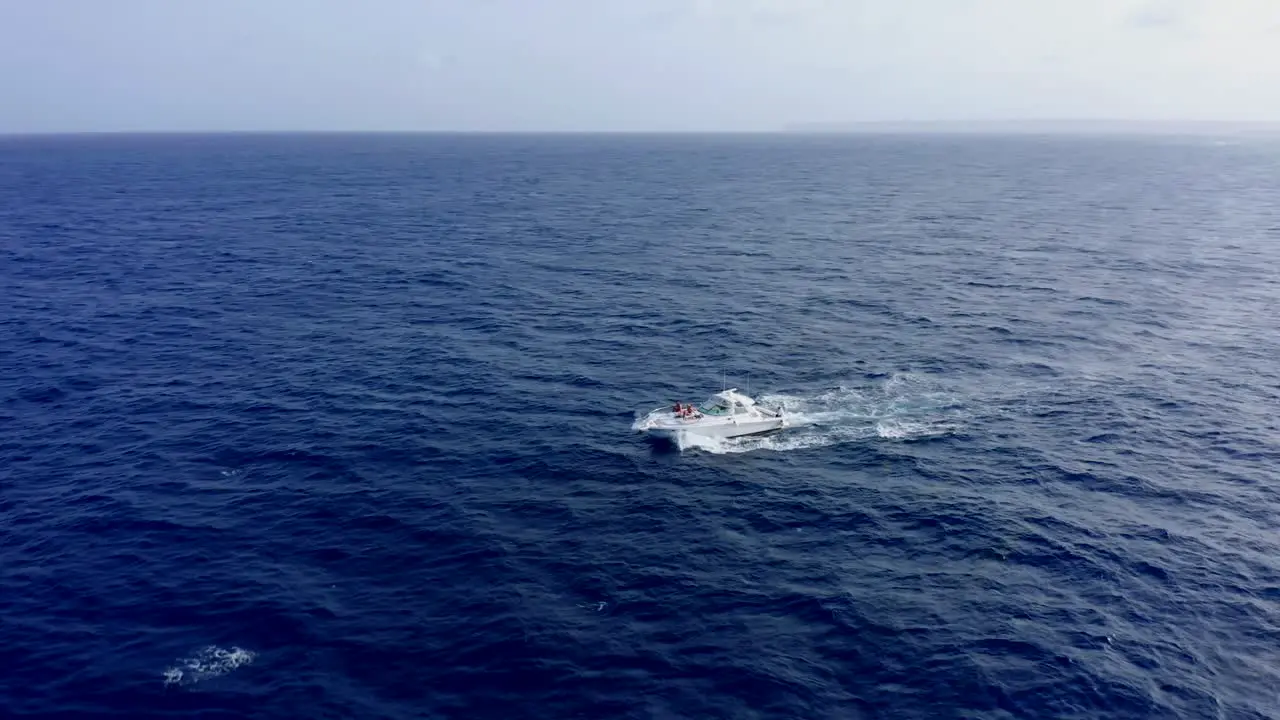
[3,133,1280,718]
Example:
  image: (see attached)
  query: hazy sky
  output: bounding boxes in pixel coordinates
[3,0,1279,132]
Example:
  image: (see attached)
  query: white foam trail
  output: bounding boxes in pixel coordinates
[631,410,662,432]
[874,418,958,440]
[679,373,964,455]
[163,645,256,687]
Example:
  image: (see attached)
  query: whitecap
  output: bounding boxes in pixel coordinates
[162,645,256,687]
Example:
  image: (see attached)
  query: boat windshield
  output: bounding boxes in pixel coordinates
[699,400,731,416]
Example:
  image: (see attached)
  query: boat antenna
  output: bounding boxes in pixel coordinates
[747,373,751,397]
[722,369,726,392]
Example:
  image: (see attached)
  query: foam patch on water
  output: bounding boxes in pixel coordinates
[874,418,959,440]
[677,373,964,454]
[162,645,256,687]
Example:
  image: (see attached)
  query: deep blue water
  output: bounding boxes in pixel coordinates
[3,132,1280,719]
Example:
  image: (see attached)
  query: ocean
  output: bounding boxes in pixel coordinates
[2,132,1279,719]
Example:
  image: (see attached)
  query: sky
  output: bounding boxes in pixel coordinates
[2,0,1279,132]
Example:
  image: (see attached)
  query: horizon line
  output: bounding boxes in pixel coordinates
[4,119,1280,139]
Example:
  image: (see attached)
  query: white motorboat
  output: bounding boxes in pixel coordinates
[633,388,787,443]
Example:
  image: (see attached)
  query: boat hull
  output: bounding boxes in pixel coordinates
[637,416,786,442]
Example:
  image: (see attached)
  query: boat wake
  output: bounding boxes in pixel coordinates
[675,373,964,454]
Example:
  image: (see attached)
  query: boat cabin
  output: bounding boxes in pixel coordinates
[698,389,756,417]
